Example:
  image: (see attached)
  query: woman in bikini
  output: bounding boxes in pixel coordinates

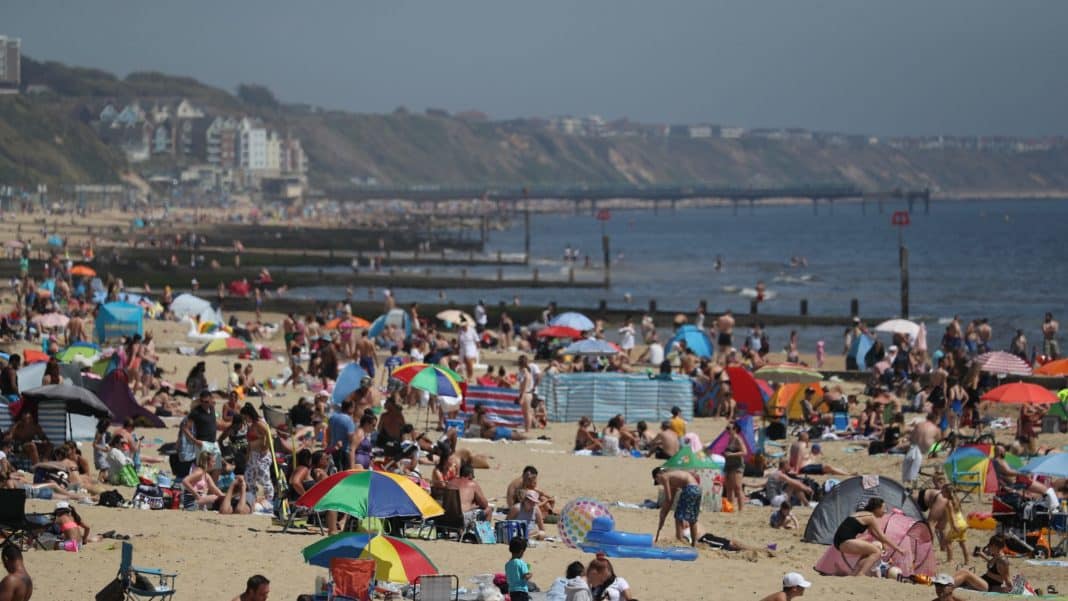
[722,421,747,513]
[348,413,377,470]
[53,501,94,552]
[574,416,602,453]
[831,497,905,576]
[288,449,318,499]
[183,450,225,510]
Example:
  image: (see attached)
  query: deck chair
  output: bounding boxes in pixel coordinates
[260,403,291,431]
[419,488,474,542]
[329,558,375,601]
[943,456,984,502]
[0,489,53,550]
[118,541,177,600]
[416,575,459,601]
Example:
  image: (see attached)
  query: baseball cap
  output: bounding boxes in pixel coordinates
[54,501,71,511]
[782,573,812,589]
[932,574,954,586]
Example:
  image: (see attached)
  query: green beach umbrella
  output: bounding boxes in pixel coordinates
[661,446,725,471]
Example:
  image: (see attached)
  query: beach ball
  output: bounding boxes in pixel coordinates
[558,497,613,549]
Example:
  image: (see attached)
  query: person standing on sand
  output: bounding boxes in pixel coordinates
[618,318,636,360]
[356,330,377,382]
[716,310,735,360]
[758,572,811,601]
[653,467,704,547]
[0,544,32,601]
[232,574,270,601]
[1042,312,1059,359]
[903,413,941,488]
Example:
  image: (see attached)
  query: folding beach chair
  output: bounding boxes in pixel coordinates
[118,541,177,600]
[418,488,475,542]
[329,558,375,601]
[0,489,53,550]
[416,574,459,601]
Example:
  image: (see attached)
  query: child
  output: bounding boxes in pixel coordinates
[564,560,592,601]
[531,398,548,429]
[769,501,799,530]
[669,406,687,437]
[384,345,404,380]
[942,486,969,564]
[505,536,532,601]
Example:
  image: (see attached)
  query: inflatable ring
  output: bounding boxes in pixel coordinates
[584,529,654,547]
[579,543,698,561]
[966,512,996,530]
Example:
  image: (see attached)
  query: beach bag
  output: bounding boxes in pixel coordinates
[474,520,496,544]
[133,484,166,510]
[117,464,140,487]
[494,520,528,543]
[95,578,124,601]
[99,490,125,508]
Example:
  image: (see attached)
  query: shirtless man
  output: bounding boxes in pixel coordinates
[766,459,815,505]
[788,432,850,476]
[903,413,942,488]
[1043,312,1060,360]
[0,544,32,601]
[759,572,810,601]
[9,413,49,466]
[356,332,378,381]
[65,312,86,344]
[345,376,380,416]
[447,463,491,523]
[715,310,735,361]
[505,465,555,515]
[647,421,680,460]
[232,574,269,601]
[653,467,705,547]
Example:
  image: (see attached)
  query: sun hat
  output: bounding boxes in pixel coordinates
[932,574,954,586]
[524,490,540,503]
[782,573,812,588]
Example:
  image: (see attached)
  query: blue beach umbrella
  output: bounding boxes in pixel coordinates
[332,362,369,405]
[562,338,620,356]
[550,312,595,332]
[1019,453,1068,479]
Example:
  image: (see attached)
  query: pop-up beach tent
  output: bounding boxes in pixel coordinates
[846,333,875,371]
[94,370,165,427]
[803,475,923,545]
[95,302,144,344]
[19,384,113,442]
[368,309,411,340]
[812,508,937,578]
[665,325,713,359]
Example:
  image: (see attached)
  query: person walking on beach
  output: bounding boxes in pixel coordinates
[0,544,32,601]
[505,536,532,601]
[715,310,735,360]
[759,572,811,601]
[1042,312,1059,359]
[653,467,704,546]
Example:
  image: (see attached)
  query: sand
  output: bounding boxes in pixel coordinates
[2,209,1066,600]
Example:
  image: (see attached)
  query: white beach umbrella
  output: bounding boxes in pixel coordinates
[874,319,920,341]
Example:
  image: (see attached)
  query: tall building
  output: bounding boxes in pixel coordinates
[238,118,268,171]
[0,35,20,92]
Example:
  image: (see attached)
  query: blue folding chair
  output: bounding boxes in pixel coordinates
[119,541,177,600]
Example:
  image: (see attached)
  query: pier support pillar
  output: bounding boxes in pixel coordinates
[900,245,910,318]
[850,298,860,317]
[800,299,808,316]
[523,206,531,265]
[648,299,657,315]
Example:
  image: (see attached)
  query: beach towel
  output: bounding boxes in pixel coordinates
[459,386,524,428]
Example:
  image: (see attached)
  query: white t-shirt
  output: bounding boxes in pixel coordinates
[618,325,636,350]
[474,305,487,327]
[106,448,131,476]
[458,327,479,359]
[647,343,664,365]
[602,576,630,601]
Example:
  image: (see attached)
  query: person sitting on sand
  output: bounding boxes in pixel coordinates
[0,544,32,601]
[788,432,851,476]
[950,534,1012,592]
[763,459,815,506]
[505,465,555,515]
[646,421,680,460]
[472,404,527,441]
[759,572,811,601]
[930,573,968,601]
[586,554,633,601]
[831,497,905,577]
[769,501,799,530]
[447,463,491,524]
[507,490,547,540]
[574,417,602,453]
[52,501,96,551]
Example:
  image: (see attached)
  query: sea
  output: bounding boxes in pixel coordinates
[291,198,1067,354]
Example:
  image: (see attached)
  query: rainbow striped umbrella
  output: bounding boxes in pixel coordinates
[302,532,438,583]
[197,337,250,355]
[295,470,443,519]
[390,363,463,396]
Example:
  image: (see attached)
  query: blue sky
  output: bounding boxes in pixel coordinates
[5,0,1068,136]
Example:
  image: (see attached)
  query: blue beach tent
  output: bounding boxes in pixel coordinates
[95,302,144,344]
[847,333,875,371]
[368,309,411,340]
[665,325,713,359]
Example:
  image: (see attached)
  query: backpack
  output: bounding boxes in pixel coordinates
[99,490,126,508]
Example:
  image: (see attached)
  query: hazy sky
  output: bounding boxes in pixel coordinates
[6,1,1068,136]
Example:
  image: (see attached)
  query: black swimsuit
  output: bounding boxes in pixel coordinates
[915,489,932,513]
[833,516,868,549]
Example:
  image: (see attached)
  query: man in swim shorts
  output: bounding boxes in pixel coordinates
[653,467,705,547]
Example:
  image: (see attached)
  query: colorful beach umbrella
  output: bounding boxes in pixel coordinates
[69,265,96,278]
[754,363,822,384]
[302,532,438,584]
[549,312,595,332]
[1035,358,1068,376]
[980,382,1058,404]
[975,351,1032,376]
[435,310,474,325]
[198,337,250,355]
[661,446,725,471]
[724,366,772,415]
[536,325,583,339]
[390,363,463,396]
[324,316,371,330]
[295,470,443,519]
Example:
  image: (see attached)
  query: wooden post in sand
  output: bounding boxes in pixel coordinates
[523,204,531,266]
[602,235,611,288]
[900,245,909,318]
